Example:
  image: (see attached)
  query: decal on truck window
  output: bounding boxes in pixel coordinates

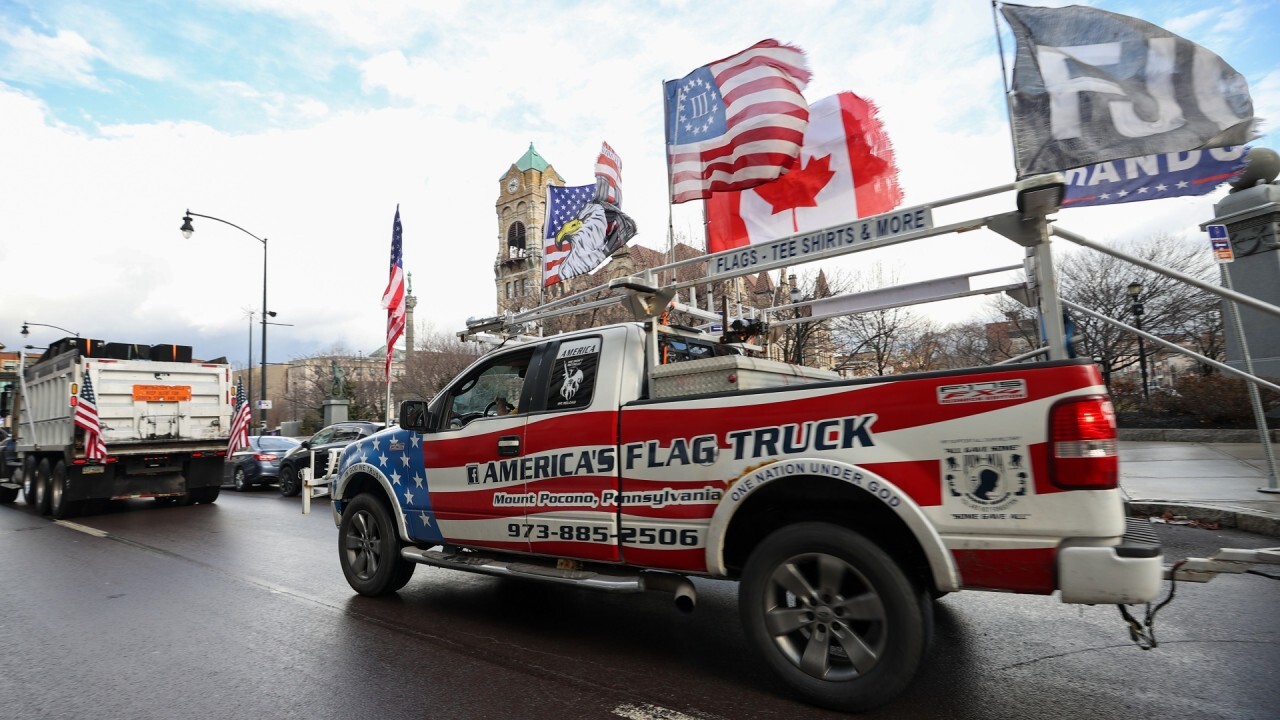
[937,379,1027,404]
[549,337,600,410]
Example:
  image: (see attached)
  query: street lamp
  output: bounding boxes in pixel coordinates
[788,274,804,365]
[181,210,271,430]
[1127,281,1149,400]
[21,321,79,338]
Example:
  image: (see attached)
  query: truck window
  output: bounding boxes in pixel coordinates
[441,349,533,429]
[660,334,737,363]
[545,337,600,411]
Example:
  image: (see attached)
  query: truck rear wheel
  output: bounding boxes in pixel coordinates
[739,522,928,713]
[339,494,414,596]
[49,461,77,519]
[32,459,52,515]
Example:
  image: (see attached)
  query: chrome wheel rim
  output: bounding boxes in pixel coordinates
[762,552,887,681]
[344,510,382,581]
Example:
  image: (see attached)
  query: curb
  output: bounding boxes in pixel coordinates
[1127,501,1280,538]
[1118,428,1280,443]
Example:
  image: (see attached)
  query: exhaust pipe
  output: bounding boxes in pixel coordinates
[642,571,696,613]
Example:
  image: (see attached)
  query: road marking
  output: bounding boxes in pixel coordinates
[612,703,719,720]
[55,520,109,538]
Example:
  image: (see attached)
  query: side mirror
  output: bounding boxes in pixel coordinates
[399,400,431,433]
[300,440,311,449]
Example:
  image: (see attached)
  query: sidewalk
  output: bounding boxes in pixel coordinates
[1119,440,1280,537]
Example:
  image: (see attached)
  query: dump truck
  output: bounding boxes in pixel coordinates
[0,337,233,517]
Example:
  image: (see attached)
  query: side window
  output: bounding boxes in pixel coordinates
[440,349,534,430]
[331,429,360,443]
[311,428,335,445]
[546,337,600,411]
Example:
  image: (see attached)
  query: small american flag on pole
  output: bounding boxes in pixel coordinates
[665,39,811,204]
[227,378,251,455]
[381,205,406,382]
[594,141,622,204]
[74,372,107,461]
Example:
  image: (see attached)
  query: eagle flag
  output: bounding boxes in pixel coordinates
[664,39,811,204]
[543,142,638,287]
[1001,2,1258,177]
[707,92,902,252]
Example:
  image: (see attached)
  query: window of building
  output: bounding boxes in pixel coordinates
[507,221,527,255]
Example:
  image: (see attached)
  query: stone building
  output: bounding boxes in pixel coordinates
[490,143,817,342]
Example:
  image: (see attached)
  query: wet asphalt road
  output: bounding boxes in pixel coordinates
[1,490,1276,720]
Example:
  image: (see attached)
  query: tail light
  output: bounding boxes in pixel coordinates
[1049,395,1118,490]
[253,453,275,462]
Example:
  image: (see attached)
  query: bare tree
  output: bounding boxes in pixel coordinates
[831,264,927,376]
[1056,234,1220,389]
[396,326,486,403]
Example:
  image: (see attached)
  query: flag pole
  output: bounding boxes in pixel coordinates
[991,1,1023,179]
[662,78,677,274]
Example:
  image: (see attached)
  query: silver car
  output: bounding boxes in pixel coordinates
[225,435,302,491]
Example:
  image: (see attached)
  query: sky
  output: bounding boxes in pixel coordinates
[1,0,1277,370]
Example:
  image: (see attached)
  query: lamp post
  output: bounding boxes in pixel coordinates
[181,210,270,430]
[21,322,79,339]
[1127,281,1149,400]
[788,274,804,365]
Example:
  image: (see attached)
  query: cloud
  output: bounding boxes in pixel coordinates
[0,26,103,88]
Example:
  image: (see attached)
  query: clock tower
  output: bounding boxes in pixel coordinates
[495,143,564,315]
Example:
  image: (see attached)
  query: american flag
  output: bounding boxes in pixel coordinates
[74,372,107,461]
[594,141,622,204]
[381,205,406,381]
[541,183,595,286]
[227,378,251,455]
[665,39,811,204]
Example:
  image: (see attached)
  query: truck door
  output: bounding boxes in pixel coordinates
[420,347,537,554]
[520,335,621,563]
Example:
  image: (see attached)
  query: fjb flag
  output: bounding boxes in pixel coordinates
[1063,146,1248,208]
[381,206,406,382]
[1001,3,1258,177]
[665,39,811,204]
[74,372,107,461]
[227,378,251,455]
[707,92,902,253]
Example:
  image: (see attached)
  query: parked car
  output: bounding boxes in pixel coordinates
[225,435,302,491]
[278,421,383,497]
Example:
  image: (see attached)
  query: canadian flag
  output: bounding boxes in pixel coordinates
[706,92,902,253]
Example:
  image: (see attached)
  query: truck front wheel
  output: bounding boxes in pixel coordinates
[20,457,37,506]
[32,459,52,515]
[739,522,928,713]
[338,494,414,596]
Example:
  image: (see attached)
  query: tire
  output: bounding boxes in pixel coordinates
[32,459,52,515]
[339,494,414,596]
[233,467,248,492]
[20,457,38,506]
[49,461,77,519]
[739,523,929,713]
[279,464,301,497]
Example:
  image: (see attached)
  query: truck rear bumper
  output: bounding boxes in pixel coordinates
[1058,519,1164,604]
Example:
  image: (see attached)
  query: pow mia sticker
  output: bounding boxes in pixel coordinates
[942,446,1029,511]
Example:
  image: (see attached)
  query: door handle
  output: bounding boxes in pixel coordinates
[497,435,521,457]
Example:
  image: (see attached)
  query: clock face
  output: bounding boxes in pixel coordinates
[507,178,519,193]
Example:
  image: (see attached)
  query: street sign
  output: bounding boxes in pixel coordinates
[257,399,273,410]
[1205,224,1234,263]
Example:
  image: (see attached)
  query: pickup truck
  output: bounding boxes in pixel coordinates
[328,319,1163,711]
